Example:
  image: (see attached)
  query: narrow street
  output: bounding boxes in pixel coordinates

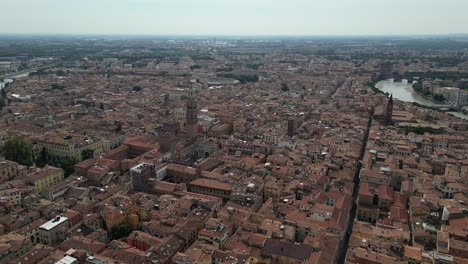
[336,113,373,264]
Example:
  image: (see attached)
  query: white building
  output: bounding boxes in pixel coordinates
[441,87,468,107]
[55,255,78,264]
[38,216,69,245]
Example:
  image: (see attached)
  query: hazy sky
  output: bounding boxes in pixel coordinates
[1,0,467,36]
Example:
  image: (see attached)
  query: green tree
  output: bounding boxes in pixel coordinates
[281,83,289,92]
[132,85,142,92]
[218,73,259,83]
[51,84,65,90]
[81,149,94,160]
[246,63,260,70]
[433,94,444,101]
[35,147,48,168]
[1,137,33,166]
[190,65,201,70]
[56,70,66,76]
[409,126,433,135]
[110,222,131,239]
[60,158,78,177]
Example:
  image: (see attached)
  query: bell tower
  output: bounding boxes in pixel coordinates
[386,94,393,126]
[186,90,198,137]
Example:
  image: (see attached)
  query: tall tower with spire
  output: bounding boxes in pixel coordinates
[186,90,198,137]
[386,94,393,126]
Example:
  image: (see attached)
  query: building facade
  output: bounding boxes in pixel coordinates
[27,166,65,193]
[38,216,69,245]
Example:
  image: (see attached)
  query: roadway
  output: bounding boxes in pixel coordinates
[336,113,373,264]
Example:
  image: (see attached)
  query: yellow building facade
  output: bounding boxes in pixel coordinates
[28,166,65,193]
[37,134,110,161]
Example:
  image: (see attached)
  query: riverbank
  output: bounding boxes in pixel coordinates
[0,78,14,90]
[375,79,468,120]
[375,79,440,106]
[0,62,59,82]
[0,68,41,91]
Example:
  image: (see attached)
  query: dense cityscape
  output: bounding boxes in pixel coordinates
[0,36,467,264]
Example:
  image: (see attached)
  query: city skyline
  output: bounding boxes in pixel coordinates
[1,4,468,262]
[2,0,468,36]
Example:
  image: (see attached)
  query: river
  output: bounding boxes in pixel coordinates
[375,79,441,106]
[0,79,13,90]
[0,70,35,90]
[375,79,468,120]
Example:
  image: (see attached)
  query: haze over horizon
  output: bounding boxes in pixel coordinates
[1,0,468,36]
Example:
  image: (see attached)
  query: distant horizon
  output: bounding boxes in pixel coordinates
[2,0,468,37]
[1,32,468,39]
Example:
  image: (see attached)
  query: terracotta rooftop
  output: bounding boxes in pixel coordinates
[262,238,314,260]
[189,178,233,191]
